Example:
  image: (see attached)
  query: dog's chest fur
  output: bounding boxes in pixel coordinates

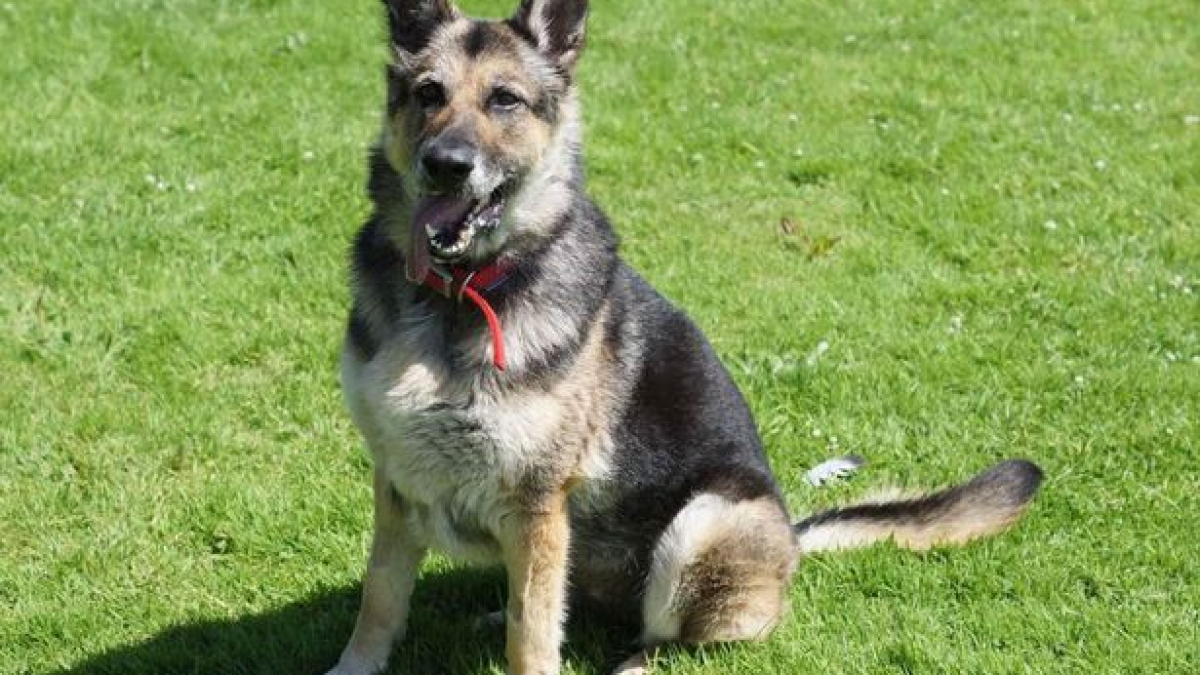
[341,312,615,563]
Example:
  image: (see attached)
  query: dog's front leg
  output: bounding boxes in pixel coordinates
[499,493,571,675]
[327,468,426,675]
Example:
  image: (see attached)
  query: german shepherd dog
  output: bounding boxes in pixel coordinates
[328,1,1044,673]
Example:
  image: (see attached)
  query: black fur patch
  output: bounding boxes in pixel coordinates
[346,308,378,361]
[351,215,405,324]
[559,267,788,610]
[609,276,782,508]
[502,16,538,48]
[366,146,406,207]
[385,65,409,114]
[355,149,411,326]
[461,20,496,58]
[384,0,454,54]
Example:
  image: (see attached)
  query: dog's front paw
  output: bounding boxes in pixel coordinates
[324,653,388,675]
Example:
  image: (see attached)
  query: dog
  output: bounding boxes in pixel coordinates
[326,1,1044,673]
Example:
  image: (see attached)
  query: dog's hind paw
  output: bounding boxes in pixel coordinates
[474,609,506,630]
[610,651,649,675]
[804,454,866,486]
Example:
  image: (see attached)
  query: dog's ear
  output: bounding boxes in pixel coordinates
[383,0,459,56]
[510,0,588,71]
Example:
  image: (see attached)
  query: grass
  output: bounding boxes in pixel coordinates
[1,0,1197,673]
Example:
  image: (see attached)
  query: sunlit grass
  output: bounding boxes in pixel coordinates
[2,0,1197,673]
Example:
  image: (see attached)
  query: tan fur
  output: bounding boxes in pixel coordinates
[797,510,1028,553]
[498,493,571,675]
[797,483,1036,554]
[330,470,426,675]
[642,494,796,646]
[378,17,578,269]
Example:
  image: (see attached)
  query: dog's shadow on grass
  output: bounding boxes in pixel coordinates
[48,566,632,675]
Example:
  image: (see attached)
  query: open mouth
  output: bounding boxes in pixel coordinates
[406,188,506,281]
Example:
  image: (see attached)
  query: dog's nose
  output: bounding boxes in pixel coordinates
[422,138,476,190]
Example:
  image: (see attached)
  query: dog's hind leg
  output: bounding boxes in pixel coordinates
[628,493,797,673]
[328,469,427,675]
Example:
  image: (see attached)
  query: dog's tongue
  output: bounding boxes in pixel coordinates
[406,195,474,282]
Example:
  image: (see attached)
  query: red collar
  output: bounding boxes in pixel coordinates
[420,262,511,370]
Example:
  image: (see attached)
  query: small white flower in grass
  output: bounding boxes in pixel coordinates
[787,113,800,123]
[940,187,950,196]
[1044,219,1059,231]
[844,35,858,44]
[754,160,766,169]
[1185,115,1200,126]
[1062,112,1074,122]
[1165,351,1178,362]
[145,173,169,191]
[1074,375,1085,386]
[949,314,964,333]
[285,32,309,51]
[1111,103,1122,112]
[185,180,198,192]
[811,428,823,438]
[805,339,830,367]
[302,150,315,161]
[1094,159,1107,171]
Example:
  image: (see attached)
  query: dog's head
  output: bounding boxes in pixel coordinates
[377,0,589,280]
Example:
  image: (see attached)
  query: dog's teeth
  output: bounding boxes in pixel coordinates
[425,224,438,239]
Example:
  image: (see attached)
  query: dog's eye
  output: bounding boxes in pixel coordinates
[488,88,523,112]
[414,82,446,110]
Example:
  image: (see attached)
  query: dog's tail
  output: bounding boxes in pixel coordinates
[793,459,1043,554]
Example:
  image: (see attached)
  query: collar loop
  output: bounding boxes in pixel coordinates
[418,262,510,370]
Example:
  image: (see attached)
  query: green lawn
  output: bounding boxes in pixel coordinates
[2,0,1197,673]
